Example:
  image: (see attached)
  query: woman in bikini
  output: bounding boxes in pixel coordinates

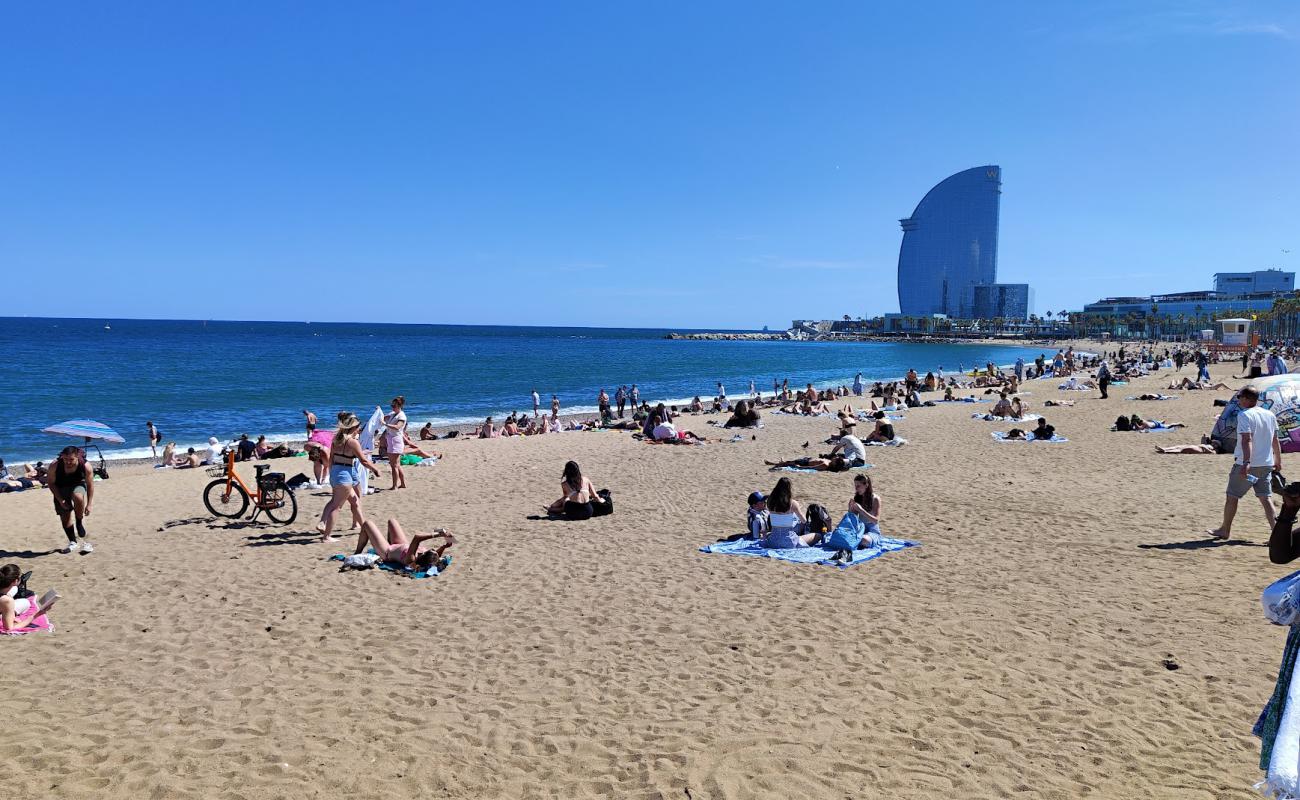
[353,518,455,572]
[546,461,609,520]
[319,412,381,542]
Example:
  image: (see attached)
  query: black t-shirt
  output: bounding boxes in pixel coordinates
[237,440,257,461]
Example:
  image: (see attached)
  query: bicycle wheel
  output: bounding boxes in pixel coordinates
[262,488,298,525]
[203,479,249,519]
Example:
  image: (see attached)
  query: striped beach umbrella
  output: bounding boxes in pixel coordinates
[41,419,126,444]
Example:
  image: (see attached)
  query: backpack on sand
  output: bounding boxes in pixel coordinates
[805,503,833,537]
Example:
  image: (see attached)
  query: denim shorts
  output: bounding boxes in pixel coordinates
[1227,465,1273,498]
[329,463,360,487]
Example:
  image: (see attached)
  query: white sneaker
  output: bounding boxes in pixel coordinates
[80,541,94,554]
[63,540,79,553]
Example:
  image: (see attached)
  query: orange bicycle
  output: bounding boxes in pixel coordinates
[202,450,298,524]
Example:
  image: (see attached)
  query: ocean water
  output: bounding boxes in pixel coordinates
[0,318,1051,462]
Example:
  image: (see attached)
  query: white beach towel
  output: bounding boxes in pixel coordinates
[1262,656,1300,799]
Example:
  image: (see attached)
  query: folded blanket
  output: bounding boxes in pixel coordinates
[990,431,1068,443]
[700,535,918,568]
[0,603,53,636]
[972,413,1043,423]
[864,437,907,447]
[329,553,443,579]
[776,464,873,474]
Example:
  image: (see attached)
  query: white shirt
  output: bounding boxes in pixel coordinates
[653,423,677,440]
[839,435,867,463]
[1235,406,1278,468]
[205,444,223,465]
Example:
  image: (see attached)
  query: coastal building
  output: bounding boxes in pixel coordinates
[1080,271,1296,320]
[896,165,1033,320]
[972,283,1033,320]
[1214,269,1294,295]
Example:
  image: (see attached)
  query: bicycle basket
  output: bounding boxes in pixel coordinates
[205,466,227,478]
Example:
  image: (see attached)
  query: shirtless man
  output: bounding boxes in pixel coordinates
[303,409,317,438]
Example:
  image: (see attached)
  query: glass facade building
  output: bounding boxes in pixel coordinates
[1213,270,1295,294]
[972,283,1033,320]
[897,166,1001,319]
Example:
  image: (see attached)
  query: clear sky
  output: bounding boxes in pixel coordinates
[2,1,1297,329]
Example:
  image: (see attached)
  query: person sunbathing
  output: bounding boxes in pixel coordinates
[764,454,851,472]
[419,422,437,440]
[1155,443,1220,454]
[1,564,58,631]
[545,461,610,519]
[500,417,520,437]
[1167,376,1231,391]
[1133,393,1175,401]
[352,518,454,572]
[991,392,1014,417]
[1044,399,1075,407]
[647,416,705,444]
[174,447,202,469]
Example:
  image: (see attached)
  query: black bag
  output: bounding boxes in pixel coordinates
[592,489,613,517]
[805,503,833,535]
[1274,470,1289,495]
[14,570,32,600]
[1114,415,1132,432]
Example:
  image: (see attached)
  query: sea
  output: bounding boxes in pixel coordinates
[0,317,1053,463]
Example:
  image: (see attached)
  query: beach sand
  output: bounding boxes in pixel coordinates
[1,357,1286,799]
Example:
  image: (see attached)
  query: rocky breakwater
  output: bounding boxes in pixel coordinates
[665,332,792,341]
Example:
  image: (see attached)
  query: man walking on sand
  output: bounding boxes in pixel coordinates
[1210,385,1283,540]
[1096,360,1112,399]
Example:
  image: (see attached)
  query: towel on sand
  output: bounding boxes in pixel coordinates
[990,431,1068,443]
[864,437,908,447]
[330,553,442,579]
[700,535,918,568]
[1126,394,1178,401]
[776,464,873,474]
[0,603,53,636]
[972,413,1043,423]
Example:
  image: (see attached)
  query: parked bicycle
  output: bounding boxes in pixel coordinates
[202,450,298,524]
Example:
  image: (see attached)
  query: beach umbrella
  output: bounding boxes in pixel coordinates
[1210,374,1300,453]
[41,419,126,445]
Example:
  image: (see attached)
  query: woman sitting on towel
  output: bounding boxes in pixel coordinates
[352,518,454,572]
[1,564,37,630]
[723,400,761,428]
[546,461,609,520]
[863,417,896,444]
[760,477,821,548]
[848,474,882,538]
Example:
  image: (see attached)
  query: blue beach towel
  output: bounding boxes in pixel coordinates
[700,535,918,568]
[329,552,444,578]
[990,431,1069,443]
[972,412,1043,423]
[776,464,873,474]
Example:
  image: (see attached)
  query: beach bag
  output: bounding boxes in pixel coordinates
[825,513,864,551]
[1263,570,1300,625]
[1114,415,1132,431]
[591,489,613,517]
[805,503,833,536]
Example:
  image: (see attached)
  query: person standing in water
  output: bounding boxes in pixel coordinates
[146,421,161,457]
[531,389,540,417]
[303,409,317,438]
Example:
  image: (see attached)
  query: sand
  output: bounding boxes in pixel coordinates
[1,354,1288,799]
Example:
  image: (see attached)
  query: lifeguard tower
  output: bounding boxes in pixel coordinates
[1211,317,1253,357]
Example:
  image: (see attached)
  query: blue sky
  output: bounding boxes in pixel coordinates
[2,1,1297,329]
